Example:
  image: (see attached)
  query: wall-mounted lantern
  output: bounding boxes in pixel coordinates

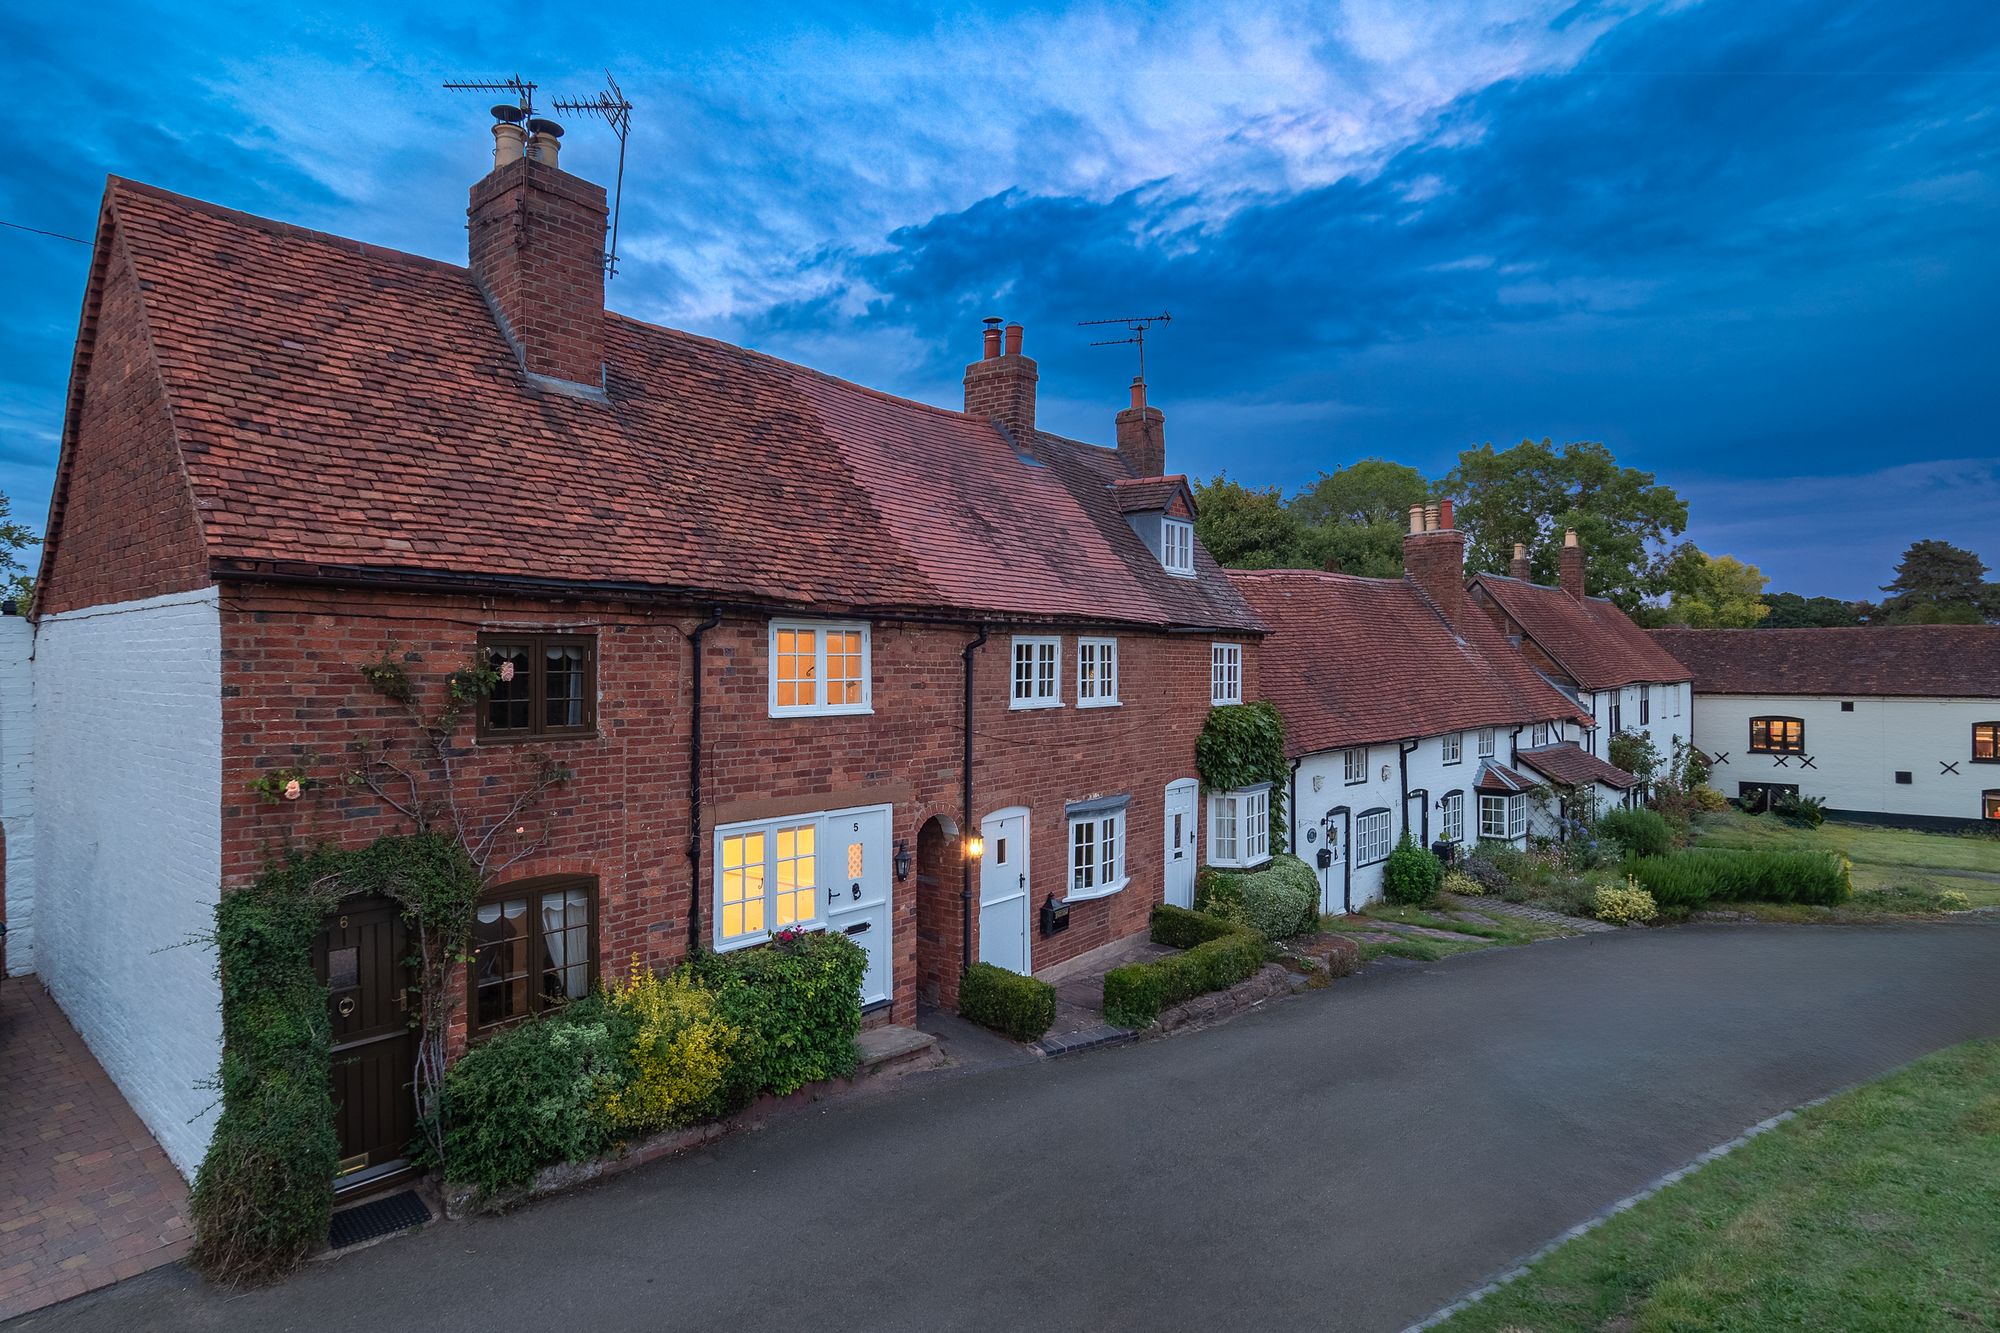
[893,840,912,882]
[963,833,985,861]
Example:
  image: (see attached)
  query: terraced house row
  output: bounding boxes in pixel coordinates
[0,115,1677,1193]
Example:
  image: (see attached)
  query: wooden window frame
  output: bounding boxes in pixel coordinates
[476,633,597,742]
[1067,806,1129,900]
[1440,790,1465,844]
[1479,793,1527,842]
[1476,728,1496,760]
[1077,637,1120,708]
[1984,790,2000,821]
[713,816,826,951]
[468,875,598,1034]
[768,619,873,718]
[1210,642,1243,705]
[1354,808,1393,866]
[1206,785,1270,870]
[1749,716,1806,755]
[1440,732,1463,766]
[1161,518,1196,577]
[1342,748,1368,785]
[1972,722,2000,764]
[1010,636,1063,710]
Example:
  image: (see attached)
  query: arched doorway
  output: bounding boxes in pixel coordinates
[913,815,961,1008]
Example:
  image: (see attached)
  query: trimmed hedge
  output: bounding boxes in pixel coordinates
[959,962,1057,1042]
[1103,906,1268,1029]
[1629,848,1852,909]
[684,930,868,1100]
[1150,901,1244,950]
[1598,806,1675,858]
[1194,855,1318,939]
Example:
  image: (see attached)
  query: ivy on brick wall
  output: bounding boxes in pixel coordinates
[1195,701,1290,856]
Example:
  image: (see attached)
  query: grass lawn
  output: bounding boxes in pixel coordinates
[1321,901,1577,961]
[1694,808,2000,908]
[1436,1039,2000,1332]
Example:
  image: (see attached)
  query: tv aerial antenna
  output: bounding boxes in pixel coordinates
[442,71,634,279]
[1078,312,1172,382]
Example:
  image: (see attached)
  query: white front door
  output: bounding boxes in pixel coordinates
[1164,779,1198,908]
[821,806,894,1007]
[979,808,1030,974]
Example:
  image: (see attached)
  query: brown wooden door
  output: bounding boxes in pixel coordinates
[315,896,417,1190]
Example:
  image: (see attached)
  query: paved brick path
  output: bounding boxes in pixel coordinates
[0,978,192,1321]
[1452,894,1619,933]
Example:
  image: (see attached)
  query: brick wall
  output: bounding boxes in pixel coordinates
[467,158,608,387]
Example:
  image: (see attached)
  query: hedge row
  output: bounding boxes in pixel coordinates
[1194,854,1318,939]
[1628,847,1851,908]
[958,962,1058,1042]
[1103,905,1268,1029]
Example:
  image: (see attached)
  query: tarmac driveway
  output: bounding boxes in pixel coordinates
[18,918,2000,1333]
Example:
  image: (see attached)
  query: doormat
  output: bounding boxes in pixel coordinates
[329,1190,432,1249]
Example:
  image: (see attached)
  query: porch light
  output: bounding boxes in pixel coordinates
[893,840,912,881]
[963,833,985,861]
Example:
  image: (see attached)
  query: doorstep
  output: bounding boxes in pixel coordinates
[856,1024,942,1075]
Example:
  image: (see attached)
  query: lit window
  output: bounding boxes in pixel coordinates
[1973,722,2000,763]
[1441,733,1462,765]
[1479,793,1527,841]
[1985,790,2000,820]
[1354,810,1393,865]
[1343,748,1368,784]
[1210,642,1242,705]
[716,821,820,949]
[1068,805,1128,899]
[1077,638,1120,707]
[479,634,596,740]
[1749,717,1804,754]
[1161,519,1196,576]
[471,878,595,1030]
[769,621,871,717]
[1206,786,1270,870]
[1011,636,1062,709]
[1476,728,1496,760]
[1440,791,1465,844]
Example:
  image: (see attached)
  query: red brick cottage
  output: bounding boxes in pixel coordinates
[26,123,1259,1184]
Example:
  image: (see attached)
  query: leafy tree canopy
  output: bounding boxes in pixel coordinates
[1191,475,1318,570]
[0,491,37,609]
[1658,549,1769,628]
[1760,592,1870,628]
[1878,539,1997,624]
[1441,438,1689,611]
[1291,459,1428,528]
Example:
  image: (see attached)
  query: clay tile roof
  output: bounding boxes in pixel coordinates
[1516,742,1639,790]
[1472,574,1691,690]
[1229,569,1590,758]
[1648,626,2000,698]
[1110,475,1196,517]
[1475,760,1533,794]
[93,179,1260,633]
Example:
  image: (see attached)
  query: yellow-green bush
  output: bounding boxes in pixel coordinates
[1593,877,1659,925]
[1938,889,1973,912]
[1440,869,1484,898]
[602,958,737,1135]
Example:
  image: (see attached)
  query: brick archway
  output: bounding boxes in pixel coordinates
[914,815,962,1009]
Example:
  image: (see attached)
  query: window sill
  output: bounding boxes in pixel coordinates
[477,729,599,745]
[1009,699,1064,712]
[1206,858,1272,873]
[1210,697,1242,708]
[1062,877,1129,905]
[1078,698,1122,709]
[768,705,875,720]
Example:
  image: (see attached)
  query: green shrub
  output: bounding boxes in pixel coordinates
[684,930,867,1100]
[1105,908,1267,1028]
[602,962,738,1134]
[1599,807,1675,858]
[1458,853,1509,894]
[1195,702,1290,854]
[1194,855,1318,939]
[1382,833,1445,905]
[1774,792,1827,828]
[1593,878,1659,925]
[959,962,1058,1042]
[427,995,630,1193]
[1150,902,1242,949]
[1629,848,1852,909]
[1938,889,1973,912]
[1439,869,1485,899]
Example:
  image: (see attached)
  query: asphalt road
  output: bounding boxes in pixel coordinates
[19,918,2000,1333]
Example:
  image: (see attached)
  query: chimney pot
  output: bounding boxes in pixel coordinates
[491,120,527,169]
[981,318,1002,360]
[963,319,1038,437]
[1424,502,1440,532]
[1403,495,1469,628]
[1439,497,1454,529]
[1564,528,1579,547]
[1559,529,1587,599]
[1004,323,1024,357]
[526,119,564,167]
[1129,376,1146,411]
[1409,504,1425,535]
[1509,541,1531,581]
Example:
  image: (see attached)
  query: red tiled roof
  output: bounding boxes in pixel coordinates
[72,179,1259,633]
[1648,627,2000,698]
[1110,475,1196,517]
[1229,569,1590,758]
[1471,574,1691,690]
[1517,742,1639,790]
[1475,761,1533,794]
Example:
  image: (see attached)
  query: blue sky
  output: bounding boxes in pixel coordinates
[3,1,1996,598]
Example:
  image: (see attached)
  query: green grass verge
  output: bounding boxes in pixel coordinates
[1695,810,2000,907]
[1356,937,1493,963]
[1435,1039,2000,1332]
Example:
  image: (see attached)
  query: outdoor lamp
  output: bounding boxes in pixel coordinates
[893,840,912,881]
[963,833,985,861]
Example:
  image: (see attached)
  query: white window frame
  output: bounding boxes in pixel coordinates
[713,816,825,951]
[1161,518,1196,577]
[1010,635,1063,710]
[1479,793,1527,842]
[768,619,872,718]
[1441,732,1462,765]
[1210,642,1243,705]
[1206,784,1271,870]
[1476,728,1496,760]
[1342,748,1368,785]
[1354,810,1393,865]
[1607,693,1623,734]
[1067,807,1129,901]
[1673,683,1683,718]
[1640,685,1651,726]
[1076,637,1120,708]
[1440,791,1465,844]
[1531,722,1551,748]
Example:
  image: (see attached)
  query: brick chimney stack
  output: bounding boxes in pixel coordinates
[468,108,608,390]
[1509,542,1532,580]
[1115,377,1166,478]
[963,319,1038,440]
[1559,528,1587,600]
[1403,497,1468,629]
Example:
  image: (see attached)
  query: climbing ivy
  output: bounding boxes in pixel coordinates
[1195,701,1290,856]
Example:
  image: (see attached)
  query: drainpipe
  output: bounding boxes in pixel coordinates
[1288,757,1302,856]
[960,624,989,976]
[1508,725,1525,765]
[685,607,723,957]
[1397,738,1418,841]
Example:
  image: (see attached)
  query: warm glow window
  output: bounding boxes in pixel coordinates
[1011,636,1062,708]
[769,621,871,717]
[1354,810,1392,865]
[1441,733,1462,765]
[1206,786,1269,870]
[471,878,595,1031]
[1479,793,1527,841]
[1749,716,1805,754]
[716,821,819,949]
[1161,519,1196,576]
[1974,723,2000,763]
[1440,791,1465,844]
[1069,808,1127,898]
[1986,791,2000,821]
[478,634,595,740]
[1077,638,1120,707]
[1210,642,1242,705]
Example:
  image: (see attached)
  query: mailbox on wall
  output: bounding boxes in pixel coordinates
[1039,894,1070,937]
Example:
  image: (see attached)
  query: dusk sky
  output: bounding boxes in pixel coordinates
[4,1,1995,599]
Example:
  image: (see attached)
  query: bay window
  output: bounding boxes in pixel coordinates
[715,820,821,950]
[1479,793,1527,841]
[1207,785,1271,869]
[1068,798,1129,899]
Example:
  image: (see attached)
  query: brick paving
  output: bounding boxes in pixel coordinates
[1451,894,1619,933]
[0,978,192,1321]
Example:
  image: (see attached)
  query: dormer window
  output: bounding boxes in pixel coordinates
[1161,519,1195,576]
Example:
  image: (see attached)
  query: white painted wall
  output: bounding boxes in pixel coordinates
[1690,692,2000,824]
[0,614,36,976]
[1583,681,1692,777]
[33,587,224,1177]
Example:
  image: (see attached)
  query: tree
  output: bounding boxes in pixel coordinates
[1441,438,1689,611]
[1192,475,1316,569]
[1760,592,1869,628]
[0,490,38,609]
[1291,459,1429,528]
[1878,540,1997,624]
[1313,521,1406,578]
[1659,550,1769,628]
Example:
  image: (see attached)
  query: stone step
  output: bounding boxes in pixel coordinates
[857,1024,940,1075]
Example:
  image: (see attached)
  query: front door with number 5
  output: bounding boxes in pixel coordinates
[1164,779,1197,908]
